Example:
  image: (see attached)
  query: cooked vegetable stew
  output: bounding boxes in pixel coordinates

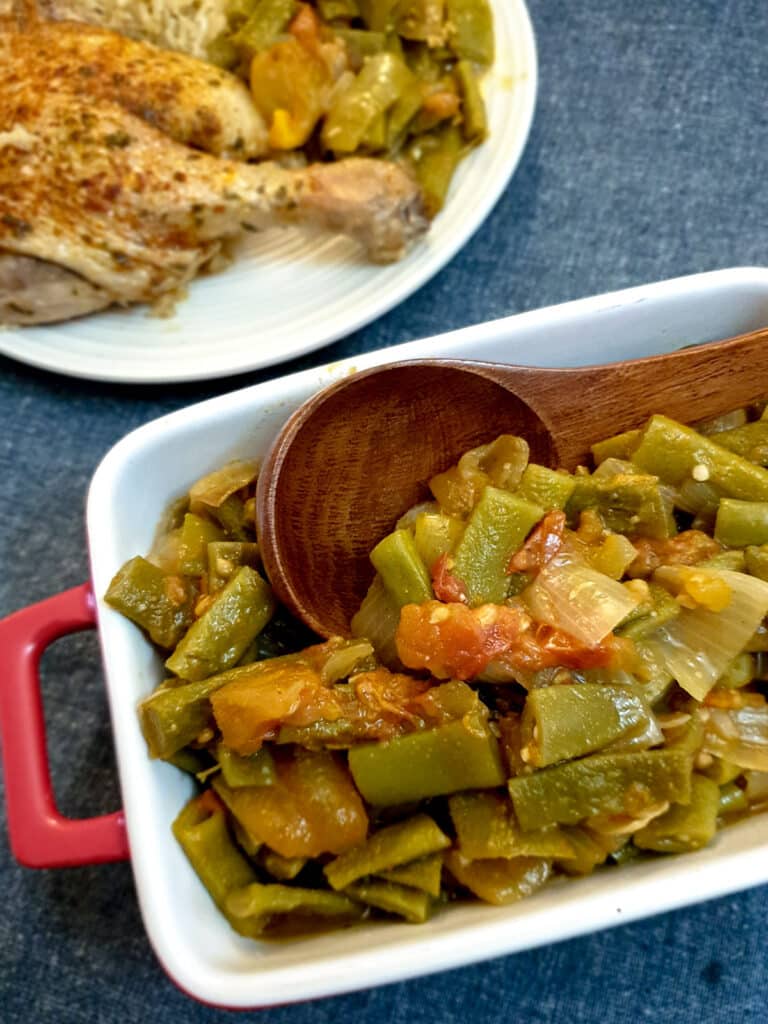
[214,0,495,215]
[106,402,768,939]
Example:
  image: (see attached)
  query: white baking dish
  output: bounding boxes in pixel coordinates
[4,267,768,1008]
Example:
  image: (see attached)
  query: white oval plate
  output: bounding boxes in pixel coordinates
[0,1,537,384]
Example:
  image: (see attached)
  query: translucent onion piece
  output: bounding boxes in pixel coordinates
[646,568,768,700]
[188,459,260,508]
[350,574,401,667]
[703,706,768,771]
[523,553,641,647]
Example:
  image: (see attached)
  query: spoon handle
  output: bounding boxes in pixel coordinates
[486,325,768,468]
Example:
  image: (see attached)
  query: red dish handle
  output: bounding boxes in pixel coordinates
[0,582,129,868]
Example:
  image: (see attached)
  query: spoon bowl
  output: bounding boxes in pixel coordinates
[256,325,768,637]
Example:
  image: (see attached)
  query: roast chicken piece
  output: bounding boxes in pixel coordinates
[0,253,113,323]
[0,17,428,324]
[2,16,269,158]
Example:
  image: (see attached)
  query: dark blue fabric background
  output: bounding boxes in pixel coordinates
[2,1,768,1019]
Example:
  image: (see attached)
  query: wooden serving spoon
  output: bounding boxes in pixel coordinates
[256,325,768,638]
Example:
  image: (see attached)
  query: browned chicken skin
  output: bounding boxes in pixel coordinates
[0,15,428,324]
[2,17,269,157]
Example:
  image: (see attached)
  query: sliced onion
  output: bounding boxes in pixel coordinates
[646,568,768,700]
[350,574,401,668]
[703,705,768,771]
[188,459,260,508]
[523,552,642,646]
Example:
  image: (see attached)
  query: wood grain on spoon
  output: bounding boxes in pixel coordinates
[256,325,768,638]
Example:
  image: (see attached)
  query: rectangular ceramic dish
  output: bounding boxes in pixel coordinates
[4,267,768,1008]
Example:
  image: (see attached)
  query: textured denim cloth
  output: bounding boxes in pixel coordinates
[2,1,768,1021]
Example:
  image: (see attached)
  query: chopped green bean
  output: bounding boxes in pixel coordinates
[176,513,226,575]
[344,879,432,922]
[140,650,315,759]
[369,527,433,606]
[317,0,360,19]
[632,415,768,502]
[348,709,505,805]
[218,744,276,787]
[395,0,446,43]
[521,684,659,767]
[508,748,693,830]
[407,123,465,217]
[518,463,576,511]
[556,826,611,876]
[207,494,250,540]
[172,795,258,929]
[444,0,494,64]
[449,791,576,859]
[714,499,768,547]
[709,420,768,465]
[717,781,749,816]
[633,774,720,853]
[231,0,297,61]
[167,746,214,776]
[325,814,450,890]
[591,428,642,465]
[334,27,387,63]
[454,59,487,141]
[451,486,543,605]
[322,53,417,154]
[716,652,755,690]
[105,555,197,649]
[226,882,362,937]
[140,677,219,759]
[378,852,444,895]
[412,509,464,570]
[699,549,747,572]
[566,473,675,540]
[206,33,240,69]
[165,566,275,681]
[745,544,768,581]
[207,541,261,591]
